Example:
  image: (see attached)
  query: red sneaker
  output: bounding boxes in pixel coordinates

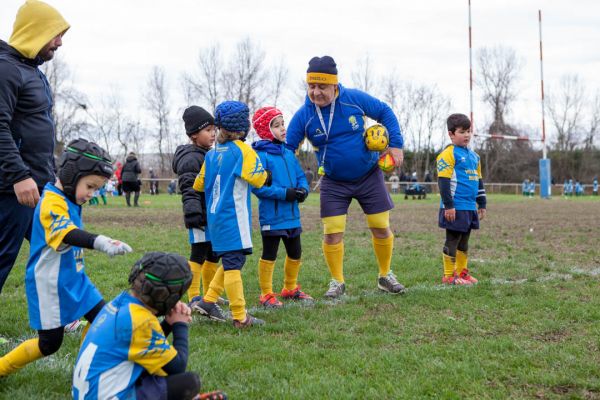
[442,274,471,285]
[280,285,313,301]
[259,293,283,309]
[459,269,478,284]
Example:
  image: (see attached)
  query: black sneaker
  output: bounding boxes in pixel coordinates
[324,279,346,299]
[190,298,227,322]
[233,314,265,328]
[377,271,406,294]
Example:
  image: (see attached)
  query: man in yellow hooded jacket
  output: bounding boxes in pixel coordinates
[0,0,70,293]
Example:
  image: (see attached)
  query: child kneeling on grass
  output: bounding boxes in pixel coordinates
[436,114,486,285]
[193,101,271,328]
[0,138,132,377]
[72,252,227,400]
[251,106,312,308]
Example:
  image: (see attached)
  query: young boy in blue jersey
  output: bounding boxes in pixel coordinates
[251,106,312,308]
[173,106,226,314]
[436,114,486,285]
[72,252,227,400]
[593,177,598,196]
[193,101,271,328]
[0,138,132,377]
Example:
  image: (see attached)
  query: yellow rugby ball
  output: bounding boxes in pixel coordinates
[378,153,395,173]
[364,124,389,152]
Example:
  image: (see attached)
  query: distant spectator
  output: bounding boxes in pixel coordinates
[575,180,584,196]
[305,167,315,191]
[106,179,115,196]
[522,179,529,196]
[528,180,535,197]
[149,167,159,195]
[114,161,123,195]
[593,177,598,196]
[411,171,418,182]
[122,152,141,206]
[424,170,432,182]
[389,172,400,194]
[167,179,177,195]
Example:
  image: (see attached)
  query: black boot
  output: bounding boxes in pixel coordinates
[134,192,140,207]
[125,192,131,207]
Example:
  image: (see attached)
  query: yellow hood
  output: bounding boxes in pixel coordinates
[8,0,70,60]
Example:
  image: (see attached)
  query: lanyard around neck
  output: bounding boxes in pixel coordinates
[315,100,335,139]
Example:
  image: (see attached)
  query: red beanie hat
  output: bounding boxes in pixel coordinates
[252,106,283,141]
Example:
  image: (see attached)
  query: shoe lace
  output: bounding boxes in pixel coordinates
[386,271,399,284]
[329,280,342,290]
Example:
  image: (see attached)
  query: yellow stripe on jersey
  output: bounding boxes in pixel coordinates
[233,140,268,188]
[193,163,206,192]
[127,303,177,376]
[40,191,77,251]
[436,145,456,179]
[477,159,483,179]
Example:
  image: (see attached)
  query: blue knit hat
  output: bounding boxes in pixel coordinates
[307,56,338,85]
[215,101,250,134]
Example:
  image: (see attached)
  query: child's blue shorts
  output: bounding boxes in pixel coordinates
[438,209,479,232]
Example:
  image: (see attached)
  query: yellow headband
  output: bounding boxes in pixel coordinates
[306,72,338,85]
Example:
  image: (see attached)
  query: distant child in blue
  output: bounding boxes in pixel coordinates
[193,101,271,328]
[593,177,598,196]
[528,180,536,197]
[575,180,584,196]
[0,139,132,377]
[251,106,312,309]
[98,183,107,205]
[522,179,529,196]
[72,252,227,400]
[566,179,574,197]
[436,114,486,285]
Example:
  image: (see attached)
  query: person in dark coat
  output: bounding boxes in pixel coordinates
[0,0,70,292]
[121,152,141,206]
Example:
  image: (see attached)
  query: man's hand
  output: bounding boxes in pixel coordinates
[93,235,133,257]
[14,178,40,208]
[478,208,486,221]
[166,301,192,325]
[383,147,404,168]
[294,188,308,203]
[444,208,456,222]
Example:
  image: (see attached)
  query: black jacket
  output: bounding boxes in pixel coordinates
[0,40,56,193]
[172,144,208,229]
[121,155,141,183]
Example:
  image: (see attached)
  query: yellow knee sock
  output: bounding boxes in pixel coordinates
[204,266,225,303]
[443,253,456,277]
[283,257,302,290]
[456,250,468,275]
[322,241,344,283]
[224,270,246,322]
[0,338,43,376]
[258,258,276,296]
[187,261,203,300]
[372,235,394,277]
[201,261,219,296]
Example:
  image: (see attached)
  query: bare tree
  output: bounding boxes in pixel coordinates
[222,38,267,110]
[548,74,586,152]
[584,90,600,150]
[41,54,89,155]
[269,59,289,107]
[181,44,223,112]
[144,66,172,173]
[351,54,375,93]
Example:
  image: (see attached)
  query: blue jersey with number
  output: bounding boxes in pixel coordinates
[193,140,268,253]
[436,145,482,211]
[25,183,102,330]
[72,291,177,400]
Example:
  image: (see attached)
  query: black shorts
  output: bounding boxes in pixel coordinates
[438,209,479,232]
[122,181,140,193]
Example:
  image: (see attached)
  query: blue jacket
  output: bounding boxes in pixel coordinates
[0,41,56,193]
[251,140,308,230]
[286,84,403,182]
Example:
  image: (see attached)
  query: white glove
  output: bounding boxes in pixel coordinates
[93,235,133,257]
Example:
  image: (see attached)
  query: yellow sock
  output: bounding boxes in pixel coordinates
[0,338,43,376]
[283,257,301,290]
[258,258,276,296]
[187,261,203,300]
[224,269,246,321]
[202,261,219,296]
[372,235,394,277]
[322,241,344,283]
[456,250,468,275]
[204,266,225,303]
[443,253,456,277]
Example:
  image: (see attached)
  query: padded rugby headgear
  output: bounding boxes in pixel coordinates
[58,138,113,202]
[128,252,192,316]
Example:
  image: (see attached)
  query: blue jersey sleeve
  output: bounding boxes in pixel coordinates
[285,106,307,151]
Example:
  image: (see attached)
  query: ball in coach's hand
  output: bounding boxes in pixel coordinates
[378,153,395,173]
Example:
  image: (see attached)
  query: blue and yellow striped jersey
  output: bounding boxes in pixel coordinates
[436,145,482,211]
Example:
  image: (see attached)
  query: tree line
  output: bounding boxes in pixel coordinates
[44,39,599,182]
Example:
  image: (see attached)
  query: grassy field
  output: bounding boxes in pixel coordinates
[1,193,599,399]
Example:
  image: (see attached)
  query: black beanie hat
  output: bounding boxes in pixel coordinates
[306,56,338,84]
[182,106,215,136]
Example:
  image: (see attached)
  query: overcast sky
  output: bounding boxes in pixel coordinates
[2,0,599,146]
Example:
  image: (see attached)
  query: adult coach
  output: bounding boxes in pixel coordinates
[286,56,406,298]
[0,0,70,293]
